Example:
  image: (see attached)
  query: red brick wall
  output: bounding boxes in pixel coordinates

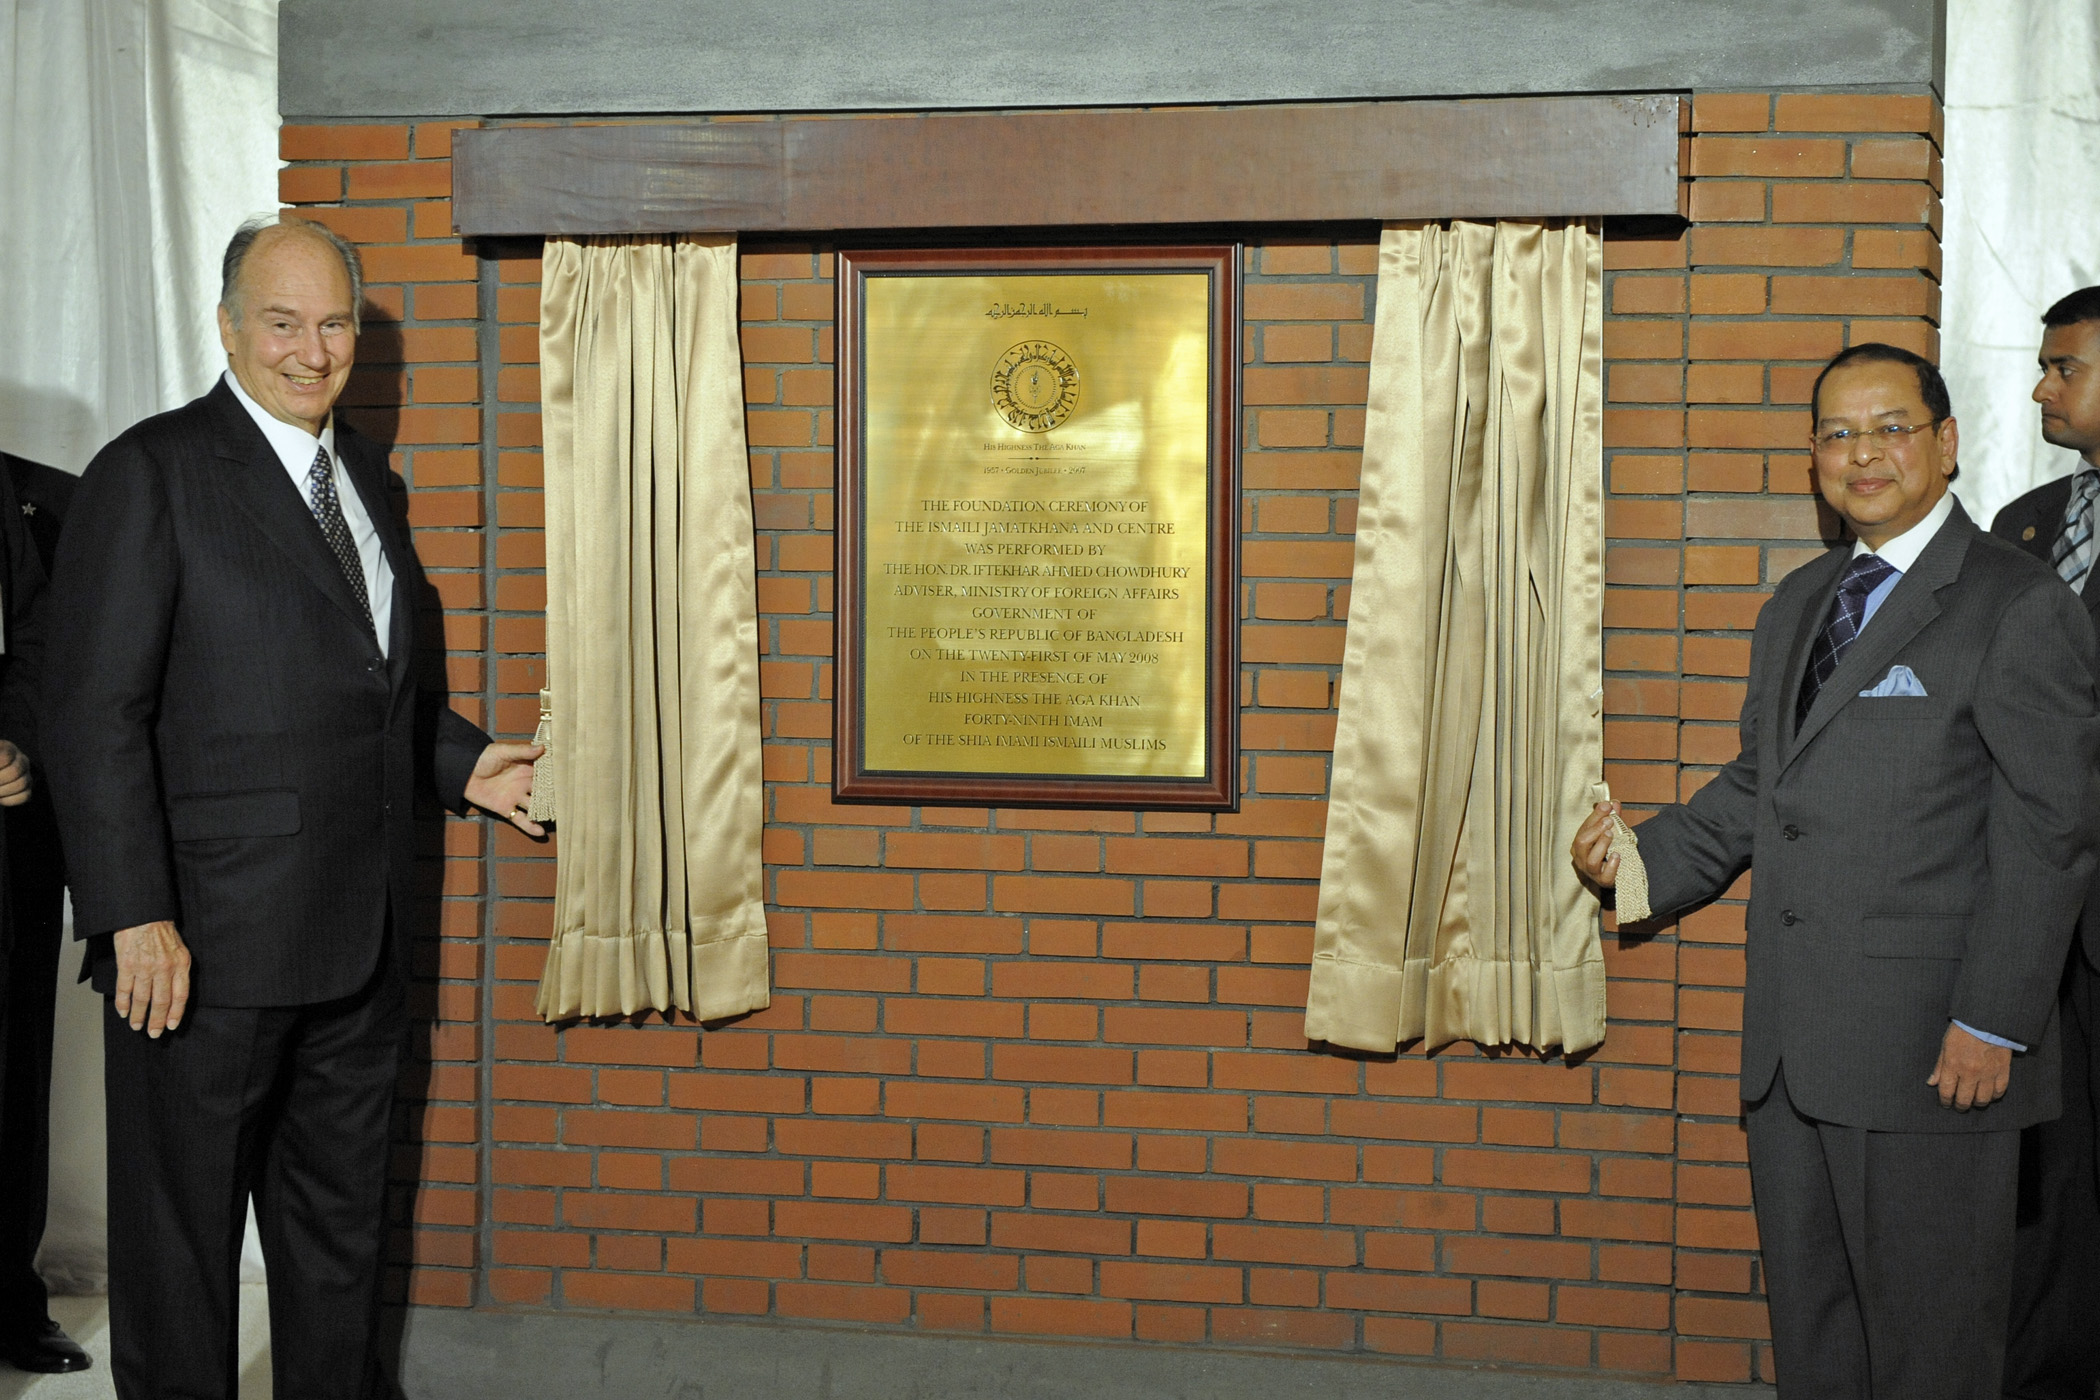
[277,87,1942,1384]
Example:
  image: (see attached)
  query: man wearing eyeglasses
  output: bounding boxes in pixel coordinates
[1989,286,2100,1400]
[1573,343,2099,1398]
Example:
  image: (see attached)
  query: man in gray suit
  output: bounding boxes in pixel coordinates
[1988,284,2100,1400]
[1573,344,2099,1398]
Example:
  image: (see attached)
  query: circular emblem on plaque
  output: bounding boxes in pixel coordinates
[991,340,1081,433]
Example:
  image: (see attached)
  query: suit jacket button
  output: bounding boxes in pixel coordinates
[1782,825,1799,840]
[1781,910,1797,926]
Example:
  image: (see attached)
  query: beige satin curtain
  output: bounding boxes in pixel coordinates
[1305,221,1607,1056]
[534,234,772,1023]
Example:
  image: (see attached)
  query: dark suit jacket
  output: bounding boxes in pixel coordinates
[0,456,51,780]
[1635,502,2099,1133]
[3,454,73,579]
[0,454,65,967]
[40,381,487,1007]
[1991,472,2100,972]
[0,455,53,984]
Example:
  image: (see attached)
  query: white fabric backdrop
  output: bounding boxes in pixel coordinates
[1943,0,2100,524]
[0,0,279,1293]
[0,0,280,469]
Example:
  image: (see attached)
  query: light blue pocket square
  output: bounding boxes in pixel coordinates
[1860,664,1928,698]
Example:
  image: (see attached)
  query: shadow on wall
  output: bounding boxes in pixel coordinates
[1775,454,1873,551]
[337,314,407,451]
[1815,489,1849,547]
[0,382,96,475]
[1780,455,1854,550]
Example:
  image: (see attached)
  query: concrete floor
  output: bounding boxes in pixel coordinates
[0,1289,271,1400]
[0,1295,1781,1399]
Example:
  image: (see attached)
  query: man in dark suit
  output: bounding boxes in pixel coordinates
[40,216,544,1400]
[1573,344,2099,1398]
[1988,284,2100,1400]
[0,450,86,1375]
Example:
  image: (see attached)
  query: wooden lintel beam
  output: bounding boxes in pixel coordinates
[452,96,1682,236]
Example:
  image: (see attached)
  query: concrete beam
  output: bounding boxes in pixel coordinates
[391,1307,1775,1399]
[281,0,1943,120]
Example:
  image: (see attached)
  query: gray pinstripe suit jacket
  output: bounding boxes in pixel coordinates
[1636,501,2100,1133]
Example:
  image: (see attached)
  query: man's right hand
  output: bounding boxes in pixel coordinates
[1570,801,1621,887]
[113,921,191,1037]
[0,739,31,807]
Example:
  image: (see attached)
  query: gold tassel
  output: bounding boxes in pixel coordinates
[1589,781,1650,923]
[527,688,556,822]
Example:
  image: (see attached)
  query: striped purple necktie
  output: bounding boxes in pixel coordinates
[1795,553,1896,728]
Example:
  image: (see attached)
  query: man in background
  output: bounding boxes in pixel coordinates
[42,215,542,1399]
[1988,285,2100,1400]
[0,450,81,1375]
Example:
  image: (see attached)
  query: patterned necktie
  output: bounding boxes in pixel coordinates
[2052,470,2100,592]
[306,445,373,628]
[1796,553,1897,729]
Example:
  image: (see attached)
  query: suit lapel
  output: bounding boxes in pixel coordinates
[1775,547,1848,749]
[1783,502,1975,770]
[2016,477,2070,566]
[339,428,416,699]
[208,384,377,641]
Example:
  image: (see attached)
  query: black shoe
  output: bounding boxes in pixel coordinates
[0,1318,91,1373]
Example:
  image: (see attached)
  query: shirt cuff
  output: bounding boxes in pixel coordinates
[1952,1019,2026,1052]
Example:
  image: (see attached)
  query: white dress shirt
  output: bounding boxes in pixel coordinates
[1849,486,1954,630]
[223,370,393,657]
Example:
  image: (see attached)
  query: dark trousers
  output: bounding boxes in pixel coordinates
[0,796,65,1336]
[103,960,404,1400]
[1747,1064,2020,1400]
[2005,954,2100,1399]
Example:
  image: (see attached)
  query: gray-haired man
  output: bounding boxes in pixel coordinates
[41,217,542,1398]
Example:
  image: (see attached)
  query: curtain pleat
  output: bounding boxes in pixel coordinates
[534,234,772,1023]
[1304,220,1606,1056]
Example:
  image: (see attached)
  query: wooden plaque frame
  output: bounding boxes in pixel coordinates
[834,244,1240,810]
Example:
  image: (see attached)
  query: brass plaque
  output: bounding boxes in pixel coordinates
[836,247,1239,808]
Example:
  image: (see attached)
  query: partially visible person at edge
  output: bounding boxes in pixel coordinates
[39,214,544,1400]
[1572,343,2099,1399]
[0,449,76,1375]
[1988,284,2100,1400]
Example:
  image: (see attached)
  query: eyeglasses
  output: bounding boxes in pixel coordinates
[1812,420,1940,452]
